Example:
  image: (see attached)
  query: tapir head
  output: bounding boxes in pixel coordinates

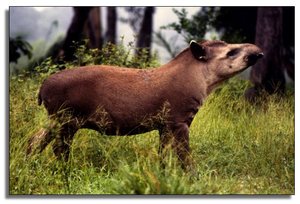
[189,40,263,78]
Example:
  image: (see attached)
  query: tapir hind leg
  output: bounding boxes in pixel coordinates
[171,123,191,169]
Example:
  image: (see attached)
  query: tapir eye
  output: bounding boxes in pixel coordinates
[226,48,240,57]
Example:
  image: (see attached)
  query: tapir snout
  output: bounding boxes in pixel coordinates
[246,52,264,66]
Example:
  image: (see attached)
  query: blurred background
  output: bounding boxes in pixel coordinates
[9,6,294,96]
[9,7,199,73]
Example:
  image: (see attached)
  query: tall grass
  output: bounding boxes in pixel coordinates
[9,40,294,195]
[9,74,294,195]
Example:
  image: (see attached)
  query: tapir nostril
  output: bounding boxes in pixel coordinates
[257,52,264,58]
[246,52,264,66]
[248,52,264,61]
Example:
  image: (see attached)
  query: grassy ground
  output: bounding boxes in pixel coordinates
[9,75,294,195]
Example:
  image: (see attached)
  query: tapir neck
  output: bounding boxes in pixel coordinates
[162,50,227,98]
[202,65,229,95]
[161,50,208,101]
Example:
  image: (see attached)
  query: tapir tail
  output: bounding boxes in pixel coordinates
[38,90,42,106]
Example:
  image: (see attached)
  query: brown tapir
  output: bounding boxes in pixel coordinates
[28,40,263,168]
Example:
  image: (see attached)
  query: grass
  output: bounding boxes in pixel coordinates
[9,75,294,195]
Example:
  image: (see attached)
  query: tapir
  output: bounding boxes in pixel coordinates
[28,40,263,168]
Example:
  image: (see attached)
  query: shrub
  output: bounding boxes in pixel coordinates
[61,37,160,69]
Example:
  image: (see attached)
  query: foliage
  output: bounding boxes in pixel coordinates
[10,36,66,75]
[212,7,293,44]
[13,38,160,78]
[156,7,218,58]
[211,7,257,43]
[161,8,218,43]
[9,36,33,63]
[96,38,160,69]
[10,74,294,194]
[33,57,65,80]
[160,7,258,45]
[11,36,160,76]
[56,38,160,70]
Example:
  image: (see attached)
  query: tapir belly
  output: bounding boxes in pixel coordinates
[82,120,156,136]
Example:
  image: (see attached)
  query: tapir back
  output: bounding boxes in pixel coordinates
[38,65,174,132]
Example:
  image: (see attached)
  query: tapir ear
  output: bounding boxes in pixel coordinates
[190,40,206,61]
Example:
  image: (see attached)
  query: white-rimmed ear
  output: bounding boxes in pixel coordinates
[190,40,206,61]
[189,40,197,45]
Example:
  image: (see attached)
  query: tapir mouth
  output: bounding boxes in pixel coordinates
[245,52,264,66]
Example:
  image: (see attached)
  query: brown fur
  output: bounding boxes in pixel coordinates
[28,40,263,168]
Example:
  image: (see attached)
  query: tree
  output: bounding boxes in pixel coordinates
[60,7,93,61]
[212,7,257,43]
[120,7,144,33]
[105,7,117,44]
[59,7,105,62]
[136,7,155,59]
[83,7,103,49]
[281,7,295,81]
[245,7,286,101]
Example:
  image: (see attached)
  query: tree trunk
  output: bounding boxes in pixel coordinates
[105,7,117,44]
[83,7,103,49]
[136,7,155,59]
[61,7,92,61]
[245,7,285,101]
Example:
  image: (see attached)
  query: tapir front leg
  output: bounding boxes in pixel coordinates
[159,123,191,169]
[158,127,173,157]
[171,122,191,169]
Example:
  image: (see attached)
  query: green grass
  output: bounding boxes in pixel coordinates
[9,75,294,195]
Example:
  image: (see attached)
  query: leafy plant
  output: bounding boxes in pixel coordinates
[30,37,160,82]
[64,37,159,68]
[9,36,33,63]
[161,8,218,43]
